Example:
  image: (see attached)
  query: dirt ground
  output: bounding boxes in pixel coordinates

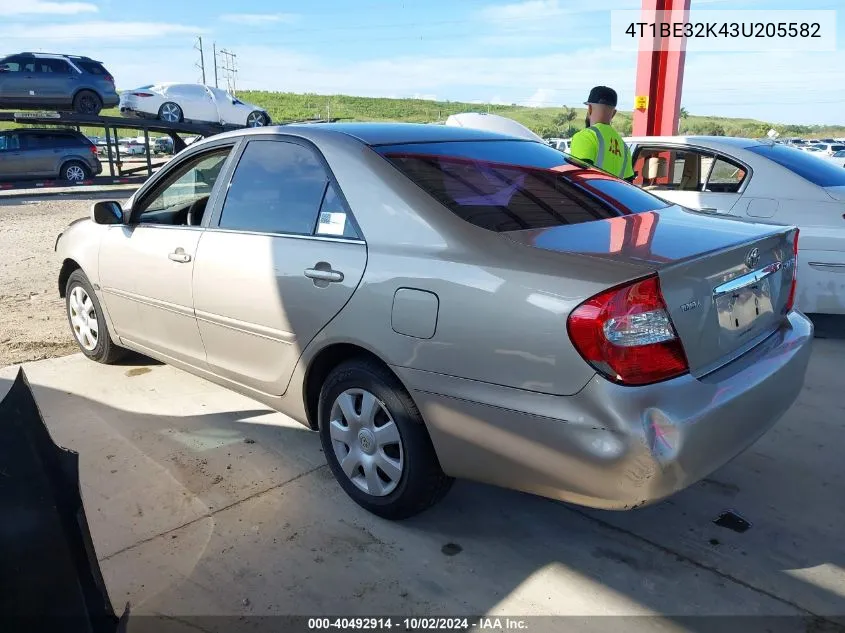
[0,191,135,366]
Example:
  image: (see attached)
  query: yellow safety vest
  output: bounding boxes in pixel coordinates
[569,123,634,179]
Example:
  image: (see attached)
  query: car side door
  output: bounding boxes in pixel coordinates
[192,137,367,396]
[632,145,746,215]
[98,143,239,366]
[174,85,218,123]
[31,58,73,104]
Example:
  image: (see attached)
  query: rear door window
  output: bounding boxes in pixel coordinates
[218,139,342,236]
[704,157,747,193]
[377,140,668,232]
[35,59,71,73]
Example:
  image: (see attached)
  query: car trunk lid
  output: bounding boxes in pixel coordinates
[503,206,798,377]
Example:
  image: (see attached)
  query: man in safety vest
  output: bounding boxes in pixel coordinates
[569,86,634,182]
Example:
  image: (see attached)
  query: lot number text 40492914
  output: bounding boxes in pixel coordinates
[307,617,530,631]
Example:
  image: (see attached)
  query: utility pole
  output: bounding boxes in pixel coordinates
[212,42,218,88]
[194,36,206,84]
[218,49,238,95]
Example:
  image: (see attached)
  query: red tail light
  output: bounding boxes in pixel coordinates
[784,228,799,313]
[89,145,97,155]
[567,275,689,386]
[105,74,114,83]
[131,92,154,97]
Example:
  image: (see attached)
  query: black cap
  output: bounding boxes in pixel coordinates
[585,86,618,107]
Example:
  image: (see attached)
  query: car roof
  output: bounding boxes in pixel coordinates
[278,122,539,146]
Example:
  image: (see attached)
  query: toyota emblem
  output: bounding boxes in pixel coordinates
[745,247,760,269]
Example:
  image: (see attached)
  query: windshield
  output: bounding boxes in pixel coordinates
[748,143,845,187]
[377,140,669,232]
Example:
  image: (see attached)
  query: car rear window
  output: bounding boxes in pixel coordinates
[747,143,845,187]
[77,61,108,75]
[376,140,669,232]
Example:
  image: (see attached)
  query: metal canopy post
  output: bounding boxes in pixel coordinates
[112,126,122,176]
[144,127,152,176]
[633,0,691,137]
[104,126,115,179]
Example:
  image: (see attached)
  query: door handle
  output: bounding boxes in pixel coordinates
[168,248,191,263]
[304,268,343,283]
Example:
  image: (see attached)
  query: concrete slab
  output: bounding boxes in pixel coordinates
[2,340,844,629]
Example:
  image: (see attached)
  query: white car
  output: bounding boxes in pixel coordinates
[119,83,270,128]
[811,142,845,156]
[444,112,544,142]
[626,136,845,315]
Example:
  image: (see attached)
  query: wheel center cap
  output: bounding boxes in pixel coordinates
[358,429,376,455]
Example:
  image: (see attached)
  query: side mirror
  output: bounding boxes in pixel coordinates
[91,200,124,225]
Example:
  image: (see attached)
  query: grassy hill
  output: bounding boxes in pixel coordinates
[3,91,844,140]
[238,91,845,139]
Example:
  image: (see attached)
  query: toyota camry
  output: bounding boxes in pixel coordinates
[55,123,813,519]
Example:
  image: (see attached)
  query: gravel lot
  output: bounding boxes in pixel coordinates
[0,190,135,366]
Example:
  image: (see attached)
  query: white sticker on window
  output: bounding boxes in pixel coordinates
[318,211,346,236]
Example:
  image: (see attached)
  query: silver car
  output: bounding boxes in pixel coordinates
[55,124,813,519]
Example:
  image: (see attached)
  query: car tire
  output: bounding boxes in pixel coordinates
[65,269,125,364]
[158,102,183,123]
[246,110,269,127]
[73,90,102,115]
[318,358,453,520]
[60,160,90,182]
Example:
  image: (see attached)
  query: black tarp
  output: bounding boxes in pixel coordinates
[0,368,125,633]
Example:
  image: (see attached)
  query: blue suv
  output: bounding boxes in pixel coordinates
[0,52,119,115]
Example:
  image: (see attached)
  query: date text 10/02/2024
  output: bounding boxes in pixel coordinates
[307,617,530,630]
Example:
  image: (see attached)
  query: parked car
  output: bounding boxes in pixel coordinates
[0,128,101,182]
[443,112,543,142]
[810,142,845,156]
[626,136,845,314]
[825,149,845,168]
[55,123,812,519]
[153,136,174,155]
[0,52,118,115]
[118,83,270,127]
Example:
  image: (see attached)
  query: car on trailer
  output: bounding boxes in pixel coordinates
[0,128,101,182]
[0,52,119,115]
[119,83,270,128]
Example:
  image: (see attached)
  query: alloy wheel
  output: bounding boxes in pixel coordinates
[329,388,404,497]
[160,103,181,123]
[68,285,98,351]
[246,111,267,127]
[65,165,85,181]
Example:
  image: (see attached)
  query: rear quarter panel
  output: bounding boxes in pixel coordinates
[304,135,657,396]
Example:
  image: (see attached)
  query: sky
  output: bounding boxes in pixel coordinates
[0,0,842,125]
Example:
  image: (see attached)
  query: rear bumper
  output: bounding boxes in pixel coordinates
[395,311,813,509]
[119,107,151,119]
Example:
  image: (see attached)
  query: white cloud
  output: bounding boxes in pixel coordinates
[220,13,299,26]
[412,93,438,101]
[0,21,203,41]
[480,0,639,23]
[524,88,559,108]
[0,0,98,15]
